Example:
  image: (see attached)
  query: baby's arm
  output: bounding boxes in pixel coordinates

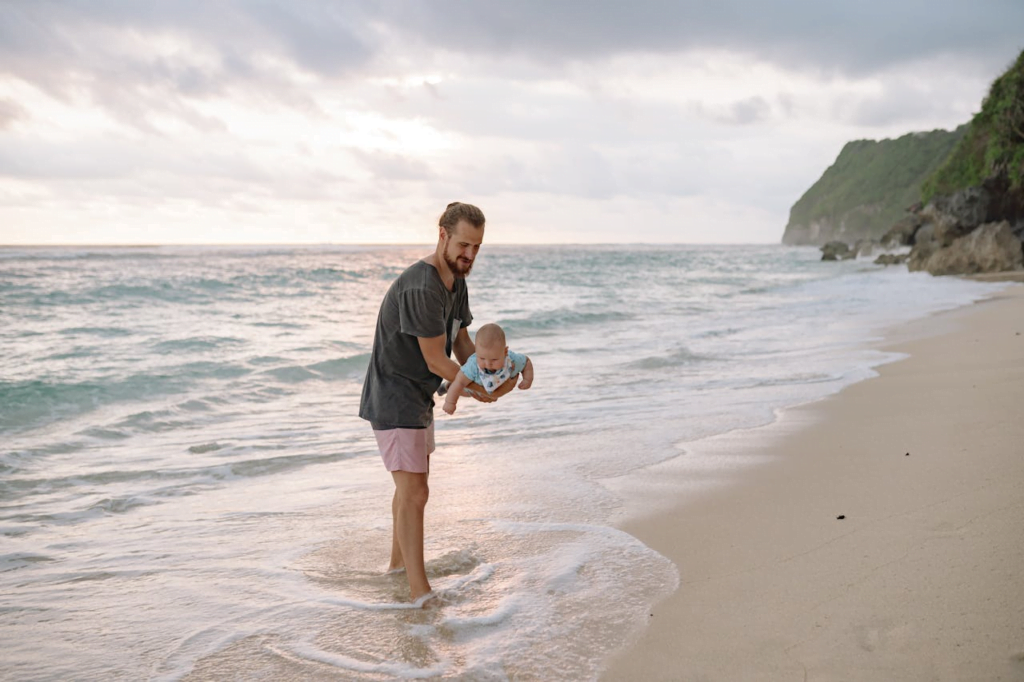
[443,370,472,414]
[518,357,534,389]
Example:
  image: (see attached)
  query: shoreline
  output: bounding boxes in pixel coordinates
[602,284,1024,681]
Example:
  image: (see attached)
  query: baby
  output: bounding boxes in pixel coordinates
[441,322,533,415]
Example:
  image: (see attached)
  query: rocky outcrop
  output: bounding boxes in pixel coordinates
[908,221,1024,275]
[901,177,1024,275]
[880,213,924,247]
[853,239,878,258]
[820,241,854,261]
[814,185,1024,273]
[874,253,909,266]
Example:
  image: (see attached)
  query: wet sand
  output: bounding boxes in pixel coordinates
[604,284,1024,682]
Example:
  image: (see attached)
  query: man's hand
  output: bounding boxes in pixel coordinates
[463,375,518,404]
[467,384,497,403]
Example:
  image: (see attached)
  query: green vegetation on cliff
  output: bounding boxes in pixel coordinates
[783,127,965,244]
[922,49,1024,202]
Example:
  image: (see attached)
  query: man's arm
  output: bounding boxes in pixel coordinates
[452,327,475,365]
[488,375,518,398]
[417,334,496,403]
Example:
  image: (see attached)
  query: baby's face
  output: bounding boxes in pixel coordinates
[475,343,508,373]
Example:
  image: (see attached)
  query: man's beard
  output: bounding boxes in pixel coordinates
[443,239,474,278]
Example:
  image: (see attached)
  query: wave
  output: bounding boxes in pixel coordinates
[0,449,368,523]
[262,366,318,383]
[0,247,175,262]
[0,363,250,435]
[269,642,448,679]
[624,345,708,370]
[87,495,152,515]
[188,442,226,454]
[78,427,131,440]
[110,409,193,434]
[258,354,371,384]
[152,336,246,353]
[741,372,842,389]
[7,284,234,308]
[498,308,634,336]
[693,326,743,339]
[0,552,57,573]
[57,326,134,338]
[304,267,365,282]
[305,354,370,379]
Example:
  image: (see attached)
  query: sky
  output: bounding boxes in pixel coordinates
[1,1,1022,245]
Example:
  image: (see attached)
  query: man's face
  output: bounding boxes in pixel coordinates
[442,220,484,278]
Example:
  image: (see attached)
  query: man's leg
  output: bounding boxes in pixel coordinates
[389,463,428,572]
[389,488,404,571]
[391,470,431,599]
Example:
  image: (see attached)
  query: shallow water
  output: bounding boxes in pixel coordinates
[0,244,1008,679]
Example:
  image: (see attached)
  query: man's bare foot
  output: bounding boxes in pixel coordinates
[412,590,440,609]
[385,566,406,575]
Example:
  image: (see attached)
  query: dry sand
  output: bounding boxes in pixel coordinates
[603,284,1024,682]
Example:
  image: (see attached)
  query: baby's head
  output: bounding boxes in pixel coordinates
[474,323,508,372]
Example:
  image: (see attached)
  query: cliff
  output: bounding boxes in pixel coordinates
[804,49,1024,275]
[902,51,1024,275]
[781,128,966,246]
[919,50,1024,220]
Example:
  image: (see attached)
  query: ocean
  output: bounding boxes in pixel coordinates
[0,244,1009,680]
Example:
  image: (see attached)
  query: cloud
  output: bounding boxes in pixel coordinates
[352,149,436,182]
[690,96,772,125]
[1,1,1022,245]
[374,0,1024,76]
[838,69,991,128]
[0,0,372,133]
[0,98,26,129]
[5,1,1022,99]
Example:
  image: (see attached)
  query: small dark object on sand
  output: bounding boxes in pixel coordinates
[836,515,846,520]
[905,452,910,456]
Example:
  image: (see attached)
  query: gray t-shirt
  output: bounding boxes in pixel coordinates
[359,260,472,429]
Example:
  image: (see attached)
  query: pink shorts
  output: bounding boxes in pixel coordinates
[374,423,435,474]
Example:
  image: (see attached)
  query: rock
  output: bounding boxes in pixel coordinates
[907,224,939,271]
[881,214,924,248]
[907,181,1016,271]
[854,239,879,258]
[914,221,1024,275]
[874,253,909,266]
[918,203,974,247]
[928,184,994,230]
[821,241,854,261]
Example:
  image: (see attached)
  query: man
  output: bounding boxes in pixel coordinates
[359,202,516,603]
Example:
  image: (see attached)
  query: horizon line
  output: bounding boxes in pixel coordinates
[0,240,786,248]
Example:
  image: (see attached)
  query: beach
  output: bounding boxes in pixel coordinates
[603,284,1024,682]
[2,245,1017,679]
